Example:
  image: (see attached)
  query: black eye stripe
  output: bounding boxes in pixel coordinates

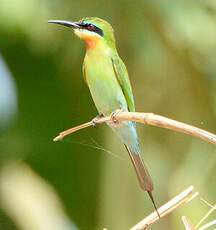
[79,22,104,37]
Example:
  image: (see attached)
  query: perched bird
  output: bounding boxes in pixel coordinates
[48,17,159,215]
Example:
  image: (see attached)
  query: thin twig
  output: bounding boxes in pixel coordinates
[129,186,198,230]
[182,198,216,230]
[182,216,196,230]
[53,111,216,145]
[198,220,216,230]
[196,198,216,228]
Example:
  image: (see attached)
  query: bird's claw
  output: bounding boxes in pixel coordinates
[91,119,97,127]
[110,109,122,123]
[91,113,104,127]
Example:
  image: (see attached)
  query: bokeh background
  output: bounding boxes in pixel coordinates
[0,0,216,229]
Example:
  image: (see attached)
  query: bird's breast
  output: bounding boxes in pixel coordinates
[84,53,128,116]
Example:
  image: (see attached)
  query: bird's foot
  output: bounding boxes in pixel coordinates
[91,113,104,127]
[110,109,122,123]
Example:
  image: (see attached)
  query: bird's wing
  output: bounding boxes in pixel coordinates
[111,55,135,112]
[82,62,87,84]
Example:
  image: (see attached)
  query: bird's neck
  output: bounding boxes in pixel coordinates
[82,36,103,50]
[85,39,114,59]
[82,36,116,55]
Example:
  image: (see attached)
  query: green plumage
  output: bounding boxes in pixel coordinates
[83,42,134,115]
[49,17,158,214]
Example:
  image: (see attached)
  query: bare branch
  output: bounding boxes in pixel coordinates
[198,220,216,230]
[129,186,198,230]
[196,199,216,229]
[182,198,216,230]
[53,111,216,145]
[182,216,196,230]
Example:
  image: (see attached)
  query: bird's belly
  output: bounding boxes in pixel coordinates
[88,80,127,115]
[85,60,128,116]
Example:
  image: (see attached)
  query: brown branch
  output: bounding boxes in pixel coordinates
[53,111,216,145]
[130,186,198,230]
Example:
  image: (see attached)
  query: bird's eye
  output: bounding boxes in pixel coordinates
[87,24,94,30]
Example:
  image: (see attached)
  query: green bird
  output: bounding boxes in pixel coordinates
[48,17,158,214]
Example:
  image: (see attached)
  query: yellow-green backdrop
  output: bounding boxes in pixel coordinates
[0,0,215,229]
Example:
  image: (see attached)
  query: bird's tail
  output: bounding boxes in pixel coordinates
[124,145,160,217]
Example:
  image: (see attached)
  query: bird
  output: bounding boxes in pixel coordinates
[48,17,159,215]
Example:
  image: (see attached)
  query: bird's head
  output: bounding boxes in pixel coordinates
[48,17,115,50]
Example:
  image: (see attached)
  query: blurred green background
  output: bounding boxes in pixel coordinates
[0,0,216,229]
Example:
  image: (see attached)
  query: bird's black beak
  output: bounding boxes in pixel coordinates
[48,20,81,29]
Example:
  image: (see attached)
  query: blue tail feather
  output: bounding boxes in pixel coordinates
[109,121,141,154]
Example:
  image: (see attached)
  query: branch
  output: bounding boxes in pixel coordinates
[182,198,216,230]
[182,216,196,230]
[53,111,216,145]
[130,186,198,230]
